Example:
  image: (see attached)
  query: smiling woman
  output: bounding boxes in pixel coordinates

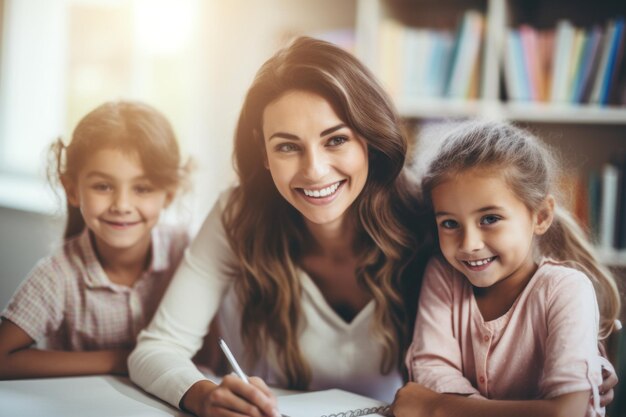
[262,90,369,227]
[128,37,432,417]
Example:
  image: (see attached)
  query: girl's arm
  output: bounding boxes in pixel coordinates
[393,382,590,417]
[406,257,480,396]
[0,319,129,379]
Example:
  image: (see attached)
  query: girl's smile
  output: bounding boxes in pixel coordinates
[65,148,173,256]
[431,168,543,291]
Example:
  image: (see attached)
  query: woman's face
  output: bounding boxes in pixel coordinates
[262,90,369,229]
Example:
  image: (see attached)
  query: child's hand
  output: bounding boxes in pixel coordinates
[392,382,440,417]
[598,365,617,407]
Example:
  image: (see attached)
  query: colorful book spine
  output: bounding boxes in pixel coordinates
[550,20,575,102]
[519,25,541,101]
[573,26,604,103]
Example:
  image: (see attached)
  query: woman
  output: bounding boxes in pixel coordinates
[128,37,430,416]
[128,38,616,417]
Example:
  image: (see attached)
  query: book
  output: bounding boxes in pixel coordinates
[573,26,604,103]
[446,10,484,98]
[278,389,390,417]
[599,163,619,249]
[550,20,575,102]
[590,20,616,104]
[519,25,540,101]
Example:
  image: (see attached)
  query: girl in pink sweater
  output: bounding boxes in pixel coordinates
[395,121,620,417]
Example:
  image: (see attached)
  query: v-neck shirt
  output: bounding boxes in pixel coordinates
[128,189,403,409]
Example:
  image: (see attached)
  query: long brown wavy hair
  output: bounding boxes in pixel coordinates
[421,120,621,340]
[222,37,431,389]
[48,101,187,240]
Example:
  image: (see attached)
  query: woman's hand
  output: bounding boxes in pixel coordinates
[392,382,440,417]
[182,375,280,417]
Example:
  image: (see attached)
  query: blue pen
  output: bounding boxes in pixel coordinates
[218,338,249,384]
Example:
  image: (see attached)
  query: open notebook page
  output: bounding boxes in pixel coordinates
[278,388,390,417]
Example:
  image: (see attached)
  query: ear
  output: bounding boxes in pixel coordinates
[61,176,80,207]
[164,190,175,208]
[534,195,555,235]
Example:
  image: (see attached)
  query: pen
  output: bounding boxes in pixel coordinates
[218,338,249,384]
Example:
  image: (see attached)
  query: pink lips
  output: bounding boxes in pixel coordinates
[102,220,140,230]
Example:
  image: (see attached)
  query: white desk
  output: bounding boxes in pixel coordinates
[0,376,384,417]
[0,375,189,417]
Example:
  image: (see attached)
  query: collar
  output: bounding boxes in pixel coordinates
[76,226,169,289]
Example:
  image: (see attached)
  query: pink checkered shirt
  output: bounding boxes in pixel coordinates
[2,224,188,351]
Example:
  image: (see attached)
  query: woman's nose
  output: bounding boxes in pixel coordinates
[302,149,330,181]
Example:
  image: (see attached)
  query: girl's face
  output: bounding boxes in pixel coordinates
[262,90,369,229]
[431,169,551,290]
[65,148,173,256]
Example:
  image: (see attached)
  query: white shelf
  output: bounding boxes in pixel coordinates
[503,103,626,125]
[395,98,626,125]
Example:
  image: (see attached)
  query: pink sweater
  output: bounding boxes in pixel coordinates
[406,256,603,416]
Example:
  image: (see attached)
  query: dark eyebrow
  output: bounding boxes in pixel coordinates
[268,132,300,141]
[435,205,504,217]
[268,123,348,142]
[320,124,347,137]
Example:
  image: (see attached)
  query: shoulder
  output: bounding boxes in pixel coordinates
[425,255,462,282]
[530,260,597,311]
[4,237,85,306]
[533,260,594,294]
[27,235,87,282]
[422,255,465,292]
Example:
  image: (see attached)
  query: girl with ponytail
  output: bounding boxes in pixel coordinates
[0,101,189,379]
[396,120,620,417]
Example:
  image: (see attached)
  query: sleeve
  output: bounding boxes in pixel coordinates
[128,191,237,409]
[1,258,65,344]
[540,269,602,412]
[405,257,483,397]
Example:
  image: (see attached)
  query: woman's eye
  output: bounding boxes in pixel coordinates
[275,142,299,153]
[327,136,348,147]
[481,215,500,225]
[440,219,458,229]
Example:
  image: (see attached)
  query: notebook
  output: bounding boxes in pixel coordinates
[278,388,390,417]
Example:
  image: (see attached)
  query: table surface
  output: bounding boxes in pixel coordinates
[0,375,189,417]
[0,375,300,417]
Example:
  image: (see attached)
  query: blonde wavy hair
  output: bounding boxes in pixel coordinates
[222,37,430,389]
[420,120,621,340]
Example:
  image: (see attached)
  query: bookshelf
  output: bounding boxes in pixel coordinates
[353,0,626,267]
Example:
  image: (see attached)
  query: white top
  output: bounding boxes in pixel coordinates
[128,190,402,409]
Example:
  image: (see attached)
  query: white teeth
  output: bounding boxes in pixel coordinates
[466,257,494,266]
[303,182,340,198]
